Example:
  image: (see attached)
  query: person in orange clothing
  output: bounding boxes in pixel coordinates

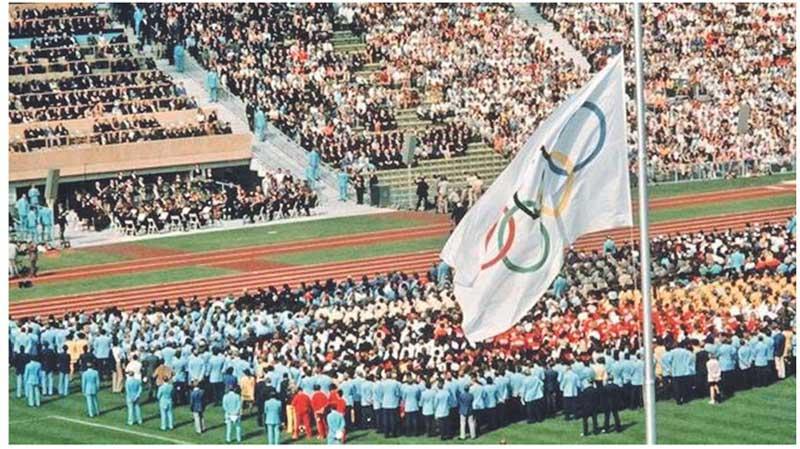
[328,384,348,442]
[239,369,255,414]
[291,387,313,440]
[66,333,88,377]
[311,384,329,440]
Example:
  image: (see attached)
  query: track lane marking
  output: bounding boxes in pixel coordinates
[48,415,190,444]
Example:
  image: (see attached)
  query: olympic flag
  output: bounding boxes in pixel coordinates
[440,54,632,343]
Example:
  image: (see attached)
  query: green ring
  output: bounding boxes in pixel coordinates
[497,200,551,273]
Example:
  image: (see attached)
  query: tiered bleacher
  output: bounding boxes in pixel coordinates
[540,3,796,181]
[139,3,523,206]
[8,3,264,240]
[138,3,797,207]
[8,3,252,181]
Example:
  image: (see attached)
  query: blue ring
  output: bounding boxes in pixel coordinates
[545,101,607,176]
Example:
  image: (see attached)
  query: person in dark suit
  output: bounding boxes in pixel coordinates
[57,347,71,396]
[254,375,268,427]
[189,381,206,433]
[415,177,429,211]
[450,201,467,227]
[368,173,380,205]
[543,361,560,417]
[14,348,30,399]
[354,174,366,205]
[40,342,57,396]
[578,383,600,436]
[694,339,711,399]
[600,382,624,433]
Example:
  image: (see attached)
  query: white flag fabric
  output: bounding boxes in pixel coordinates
[441,54,632,343]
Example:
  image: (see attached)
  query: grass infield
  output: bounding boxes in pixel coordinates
[137,213,431,253]
[8,376,795,444]
[9,266,237,303]
[646,172,795,198]
[25,175,794,273]
[268,236,449,266]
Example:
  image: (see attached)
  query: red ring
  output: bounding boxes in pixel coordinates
[481,214,516,271]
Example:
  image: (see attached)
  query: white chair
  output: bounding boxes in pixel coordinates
[169,215,182,232]
[188,213,201,231]
[124,220,137,236]
[146,218,158,234]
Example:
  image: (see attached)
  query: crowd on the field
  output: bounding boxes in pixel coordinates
[540,3,796,176]
[66,168,318,234]
[9,218,796,441]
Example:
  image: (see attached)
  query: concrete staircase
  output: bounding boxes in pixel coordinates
[153,57,250,135]
[331,30,510,208]
[147,40,354,208]
[512,4,591,73]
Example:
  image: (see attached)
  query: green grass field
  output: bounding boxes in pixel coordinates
[647,193,795,223]
[269,236,449,265]
[9,377,795,444]
[36,249,131,272]
[646,172,794,198]
[9,266,236,302]
[138,213,432,253]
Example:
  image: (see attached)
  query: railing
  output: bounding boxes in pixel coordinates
[646,158,797,184]
[10,95,194,125]
[10,120,230,152]
[13,81,173,101]
[9,54,151,77]
[11,41,132,58]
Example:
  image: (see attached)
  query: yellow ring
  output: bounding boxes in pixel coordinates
[540,151,576,218]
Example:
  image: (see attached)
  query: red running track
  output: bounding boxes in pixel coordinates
[10,207,793,319]
[17,183,795,286]
[21,223,452,285]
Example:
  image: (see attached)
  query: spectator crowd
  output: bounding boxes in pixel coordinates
[540,3,796,178]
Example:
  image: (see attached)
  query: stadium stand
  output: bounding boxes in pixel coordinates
[8,3,258,237]
[540,3,796,180]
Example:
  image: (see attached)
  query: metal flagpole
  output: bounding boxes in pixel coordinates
[633,2,657,445]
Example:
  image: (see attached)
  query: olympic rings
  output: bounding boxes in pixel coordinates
[497,200,550,274]
[545,101,607,177]
[478,102,605,274]
[480,207,516,271]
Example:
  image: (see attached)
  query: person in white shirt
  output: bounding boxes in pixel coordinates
[126,353,143,381]
[706,354,722,405]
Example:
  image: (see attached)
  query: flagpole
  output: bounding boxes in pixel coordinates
[633,2,657,445]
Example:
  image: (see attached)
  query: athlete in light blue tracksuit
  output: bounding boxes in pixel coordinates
[337,168,349,201]
[158,380,175,430]
[82,364,101,417]
[125,373,144,425]
[223,387,243,442]
[206,70,219,102]
[173,44,185,72]
[254,108,266,142]
[24,357,42,407]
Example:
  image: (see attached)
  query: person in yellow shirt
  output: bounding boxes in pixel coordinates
[239,369,255,414]
[591,357,608,387]
[66,334,88,378]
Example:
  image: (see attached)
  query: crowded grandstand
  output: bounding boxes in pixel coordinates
[7,2,797,445]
